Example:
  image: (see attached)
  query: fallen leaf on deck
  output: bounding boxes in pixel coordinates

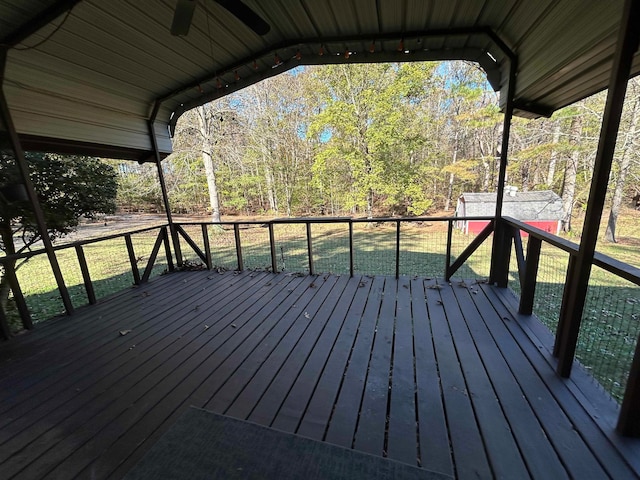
[119,330,132,336]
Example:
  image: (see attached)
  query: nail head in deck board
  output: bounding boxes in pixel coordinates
[386,277,419,465]
[322,276,386,446]
[273,276,371,434]
[239,276,353,424]
[410,278,454,477]
[425,278,493,480]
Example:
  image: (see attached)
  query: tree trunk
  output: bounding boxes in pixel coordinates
[605,96,640,242]
[547,122,561,186]
[561,115,582,233]
[196,106,221,223]
[444,131,459,211]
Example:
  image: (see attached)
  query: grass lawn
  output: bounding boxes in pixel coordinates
[3,208,639,403]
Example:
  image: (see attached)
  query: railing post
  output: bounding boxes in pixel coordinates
[268,222,277,273]
[492,220,513,288]
[306,222,314,275]
[617,332,640,436]
[4,262,32,330]
[395,220,400,279]
[518,236,541,315]
[75,245,96,305]
[554,254,577,357]
[234,223,244,271]
[162,226,175,272]
[445,220,453,280]
[349,220,354,277]
[0,303,10,340]
[125,234,141,285]
[202,224,213,270]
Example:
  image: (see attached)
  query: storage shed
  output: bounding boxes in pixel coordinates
[456,189,563,235]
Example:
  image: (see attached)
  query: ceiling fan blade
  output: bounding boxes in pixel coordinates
[215,0,270,35]
[171,0,197,36]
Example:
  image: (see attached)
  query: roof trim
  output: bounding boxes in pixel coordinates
[162,27,516,133]
[18,133,163,163]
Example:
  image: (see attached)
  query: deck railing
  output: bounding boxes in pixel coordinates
[173,216,495,280]
[500,217,640,432]
[2,215,640,433]
[0,225,173,338]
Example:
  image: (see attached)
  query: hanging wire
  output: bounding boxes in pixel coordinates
[13,7,75,51]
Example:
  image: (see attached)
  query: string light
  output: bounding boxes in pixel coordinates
[369,41,375,53]
[318,44,325,56]
[397,38,404,52]
[234,70,240,81]
[344,48,350,59]
[197,84,204,93]
[216,78,223,89]
[253,60,259,70]
[295,49,302,60]
[274,53,282,65]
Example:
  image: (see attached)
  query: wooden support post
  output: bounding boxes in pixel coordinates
[490,58,517,286]
[202,224,213,270]
[75,245,96,305]
[147,108,182,267]
[234,224,244,271]
[125,234,141,285]
[162,227,175,272]
[0,301,10,340]
[445,220,453,280]
[557,0,640,379]
[518,236,541,315]
[395,220,401,279]
[349,220,354,278]
[268,223,277,273]
[618,332,640,435]
[0,60,73,316]
[3,263,32,329]
[512,230,526,287]
[306,222,314,275]
[554,255,576,357]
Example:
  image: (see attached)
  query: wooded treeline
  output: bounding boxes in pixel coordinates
[112,61,640,238]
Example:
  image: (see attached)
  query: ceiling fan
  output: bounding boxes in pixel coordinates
[170,0,270,36]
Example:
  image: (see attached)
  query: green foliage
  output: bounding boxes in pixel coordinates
[0,153,117,254]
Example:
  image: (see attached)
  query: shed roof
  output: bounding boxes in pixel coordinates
[459,190,564,220]
[1,0,638,161]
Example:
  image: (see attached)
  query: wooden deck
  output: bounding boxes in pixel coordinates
[1,270,639,479]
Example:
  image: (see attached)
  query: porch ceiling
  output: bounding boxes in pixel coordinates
[1,0,638,161]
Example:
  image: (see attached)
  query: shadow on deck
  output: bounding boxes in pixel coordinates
[0,270,639,479]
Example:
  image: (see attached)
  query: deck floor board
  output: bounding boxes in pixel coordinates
[0,271,638,479]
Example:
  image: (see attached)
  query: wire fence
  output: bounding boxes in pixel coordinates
[577,267,640,402]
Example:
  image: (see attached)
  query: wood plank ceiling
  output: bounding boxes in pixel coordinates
[0,0,637,161]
